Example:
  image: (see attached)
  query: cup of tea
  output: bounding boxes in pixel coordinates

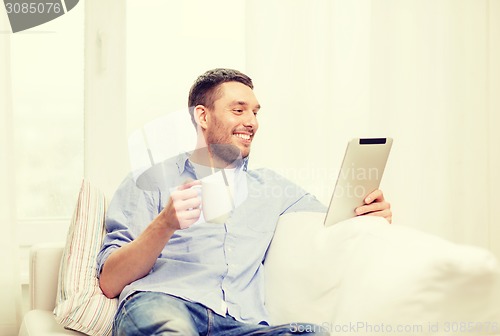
[200,171,234,224]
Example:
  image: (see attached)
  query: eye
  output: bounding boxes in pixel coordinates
[233,109,244,113]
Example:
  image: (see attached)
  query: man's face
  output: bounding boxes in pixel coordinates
[203,81,260,163]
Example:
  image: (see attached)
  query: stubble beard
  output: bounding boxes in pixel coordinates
[205,130,245,167]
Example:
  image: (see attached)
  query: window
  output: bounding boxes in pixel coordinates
[10,2,85,281]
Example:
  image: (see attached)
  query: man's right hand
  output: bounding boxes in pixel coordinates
[161,180,202,230]
[99,179,202,298]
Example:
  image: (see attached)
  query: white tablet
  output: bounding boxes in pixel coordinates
[324,138,393,227]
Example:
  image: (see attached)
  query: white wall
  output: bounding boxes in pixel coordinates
[245,0,499,256]
[118,1,500,258]
[488,0,500,262]
[125,1,247,176]
[126,0,247,132]
[84,0,127,198]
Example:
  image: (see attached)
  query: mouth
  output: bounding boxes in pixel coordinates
[233,132,253,142]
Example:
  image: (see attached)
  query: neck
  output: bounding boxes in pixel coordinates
[190,147,239,169]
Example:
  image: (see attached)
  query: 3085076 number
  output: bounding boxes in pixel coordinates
[443,321,499,333]
[5,2,62,14]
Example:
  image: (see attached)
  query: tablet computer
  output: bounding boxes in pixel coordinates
[324,137,393,227]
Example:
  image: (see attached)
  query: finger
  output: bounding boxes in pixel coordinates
[172,187,201,202]
[355,201,389,216]
[364,189,384,204]
[178,208,201,221]
[177,179,202,191]
[177,209,202,229]
[176,197,201,212]
[363,208,391,217]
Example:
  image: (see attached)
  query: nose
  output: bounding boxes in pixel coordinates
[243,110,258,130]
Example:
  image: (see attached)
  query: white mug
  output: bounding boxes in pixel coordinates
[200,171,233,224]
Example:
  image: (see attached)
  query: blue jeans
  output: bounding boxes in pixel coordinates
[113,292,329,336]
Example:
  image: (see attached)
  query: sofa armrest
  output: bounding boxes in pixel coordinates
[29,243,66,311]
[19,310,83,336]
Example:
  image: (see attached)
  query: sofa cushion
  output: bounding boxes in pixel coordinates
[264,212,500,335]
[53,180,117,336]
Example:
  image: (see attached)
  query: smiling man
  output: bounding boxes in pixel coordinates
[189,76,259,169]
[97,68,391,336]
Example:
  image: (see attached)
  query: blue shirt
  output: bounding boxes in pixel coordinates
[96,153,326,324]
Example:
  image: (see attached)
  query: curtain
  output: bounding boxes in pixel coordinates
[246,0,500,258]
[0,10,22,336]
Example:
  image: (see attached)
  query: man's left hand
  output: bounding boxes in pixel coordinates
[355,189,392,223]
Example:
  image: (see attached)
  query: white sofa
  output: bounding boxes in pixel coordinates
[18,211,500,336]
[19,243,82,336]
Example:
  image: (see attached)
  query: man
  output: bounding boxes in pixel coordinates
[97,68,392,335]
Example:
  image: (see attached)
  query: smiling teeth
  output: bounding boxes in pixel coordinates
[234,133,251,140]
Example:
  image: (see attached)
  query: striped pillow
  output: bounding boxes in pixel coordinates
[54,180,117,336]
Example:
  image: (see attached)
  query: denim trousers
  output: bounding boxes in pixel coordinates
[113,292,330,336]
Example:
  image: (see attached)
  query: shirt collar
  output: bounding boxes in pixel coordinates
[176,152,249,176]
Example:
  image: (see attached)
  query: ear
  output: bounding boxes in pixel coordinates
[194,105,209,130]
